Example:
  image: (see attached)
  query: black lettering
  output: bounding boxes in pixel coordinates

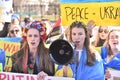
[109,6,114,18]
[100,6,120,20]
[76,8,84,20]
[65,7,73,21]
[115,8,120,19]
[6,56,11,65]
[84,8,88,19]
[65,7,88,21]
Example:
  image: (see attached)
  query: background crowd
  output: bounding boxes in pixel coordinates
[0,5,120,80]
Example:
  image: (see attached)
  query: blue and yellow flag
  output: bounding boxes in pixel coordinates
[60,0,120,3]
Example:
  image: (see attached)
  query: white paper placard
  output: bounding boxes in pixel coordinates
[108,70,120,80]
[0,72,75,80]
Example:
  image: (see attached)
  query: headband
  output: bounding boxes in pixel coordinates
[22,20,46,41]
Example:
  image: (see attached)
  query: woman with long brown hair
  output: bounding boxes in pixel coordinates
[11,20,55,75]
[101,29,120,79]
[92,26,110,47]
[69,21,104,80]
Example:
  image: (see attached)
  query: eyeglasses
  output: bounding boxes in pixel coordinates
[99,29,109,33]
[10,29,19,34]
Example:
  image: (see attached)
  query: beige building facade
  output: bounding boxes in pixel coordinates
[13,0,60,20]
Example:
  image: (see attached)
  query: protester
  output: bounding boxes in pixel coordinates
[11,14,20,25]
[69,21,104,80]
[22,16,33,28]
[11,21,55,76]
[0,22,10,37]
[24,17,31,26]
[0,7,14,37]
[50,21,105,79]
[0,22,4,31]
[101,29,120,79]
[60,20,96,42]
[41,19,53,36]
[92,26,110,47]
[90,26,110,53]
[0,14,20,37]
[7,23,22,37]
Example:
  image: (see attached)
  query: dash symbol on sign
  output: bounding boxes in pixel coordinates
[92,13,96,15]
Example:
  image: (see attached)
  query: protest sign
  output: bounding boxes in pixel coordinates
[108,70,120,80]
[0,0,13,22]
[0,72,75,80]
[60,2,120,26]
[0,40,21,72]
[0,1,4,22]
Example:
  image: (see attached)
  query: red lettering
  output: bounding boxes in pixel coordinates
[0,73,6,80]
[30,76,36,80]
[12,45,19,53]
[12,75,15,80]
[26,75,36,80]
[4,44,13,52]
[11,45,20,54]
[26,76,29,80]
[16,75,24,80]
[0,72,37,80]
[4,43,20,54]
[7,74,10,80]
[11,46,16,53]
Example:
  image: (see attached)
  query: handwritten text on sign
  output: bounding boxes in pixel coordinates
[60,2,120,26]
[0,41,20,72]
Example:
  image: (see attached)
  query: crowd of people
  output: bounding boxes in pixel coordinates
[0,12,120,80]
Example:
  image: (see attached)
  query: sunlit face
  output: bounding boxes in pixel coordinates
[27,28,40,49]
[109,31,120,50]
[9,25,22,37]
[71,27,86,49]
[98,26,109,40]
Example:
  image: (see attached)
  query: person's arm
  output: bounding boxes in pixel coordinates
[87,20,96,38]
[54,65,73,77]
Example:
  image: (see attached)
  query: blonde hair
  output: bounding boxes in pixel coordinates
[104,29,120,56]
[92,26,110,47]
